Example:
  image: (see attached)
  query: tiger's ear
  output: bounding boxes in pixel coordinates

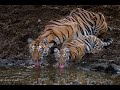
[54,48,60,54]
[28,38,33,44]
[42,38,48,45]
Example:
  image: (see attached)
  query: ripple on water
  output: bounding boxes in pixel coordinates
[0,66,119,85]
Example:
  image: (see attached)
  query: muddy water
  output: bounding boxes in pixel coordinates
[0,66,120,85]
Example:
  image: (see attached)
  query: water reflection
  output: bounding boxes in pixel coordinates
[0,66,120,85]
[31,67,119,85]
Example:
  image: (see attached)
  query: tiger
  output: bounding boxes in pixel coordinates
[28,8,111,67]
[53,35,113,69]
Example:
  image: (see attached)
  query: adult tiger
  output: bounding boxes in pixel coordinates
[54,35,113,69]
[28,8,110,66]
[28,22,80,66]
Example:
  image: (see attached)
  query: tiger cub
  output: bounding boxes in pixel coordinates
[54,35,113,68]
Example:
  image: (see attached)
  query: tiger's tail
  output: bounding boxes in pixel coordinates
[103,38,113,47]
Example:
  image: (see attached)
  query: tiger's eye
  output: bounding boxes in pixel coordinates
[37,45,43,52]
[63,53,66,57]
[66,48,70,53]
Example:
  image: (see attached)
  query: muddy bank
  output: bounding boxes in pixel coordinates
[0,5,120,73]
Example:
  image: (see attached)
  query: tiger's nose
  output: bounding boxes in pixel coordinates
[43,52,48,56]
[33,55,39,60]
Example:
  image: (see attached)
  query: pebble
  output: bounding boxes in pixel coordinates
[0,58,34,68]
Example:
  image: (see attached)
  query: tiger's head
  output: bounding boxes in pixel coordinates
[28,37,53,67]
[54,47,70,69]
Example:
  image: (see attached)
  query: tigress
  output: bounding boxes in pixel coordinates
[28,8,111,66]
[54,35,113,69]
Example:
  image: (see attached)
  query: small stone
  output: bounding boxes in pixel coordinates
[25,20,30,24]
[25,60,34,65]
[19,63,25,66]
[38,19,41,23]
[71,81,80,85]
[7,63,13,66]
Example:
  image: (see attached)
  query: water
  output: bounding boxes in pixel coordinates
[0,66,120,85]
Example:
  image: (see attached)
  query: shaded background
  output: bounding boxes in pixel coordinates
[0,5,120,65]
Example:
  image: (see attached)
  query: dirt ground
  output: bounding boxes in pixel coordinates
[0,5,120,68]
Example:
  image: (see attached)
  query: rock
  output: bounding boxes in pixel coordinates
[7,63,14,67]
[25,60,34,66]
[70,81,80,85]
[0,59,8,67]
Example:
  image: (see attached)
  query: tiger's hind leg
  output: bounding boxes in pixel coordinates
[91,36,113,54]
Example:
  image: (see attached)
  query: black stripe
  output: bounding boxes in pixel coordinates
[54,20,62,23]
[80,12,89,22]
[75,39,83,44]
[82,12,94,27]
[99,14,104,26]
[71,16,76,22]
[96,14,102,27]
[69,51,72,60]
[59,30,66,41]
[88,13,94,20]
[68,44,77,59]
[75,46,80,55]
[52,31,61,43]
[44,29,53,37]
[99,13,102,20]
[75,12,87,24]
[50,20,64,26]
[83,23,92,35]
[70,42,79,54]
[72,13,80,24]
[83,13,94,27]
[83,11,89,19]
[71,14,76,22]
[66,28,69,38]
[73,51,77,59]
[94,17,97,21]
[94,20,96,26]
[87,20,94,27]
[79,26,84,35]
[76,32,79,37]
[81,12,95,28]
[76,8,79,12]
[84,38,92,50]
[50,22,62,26]
[65,16,71,21]
[45,29,53,32]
